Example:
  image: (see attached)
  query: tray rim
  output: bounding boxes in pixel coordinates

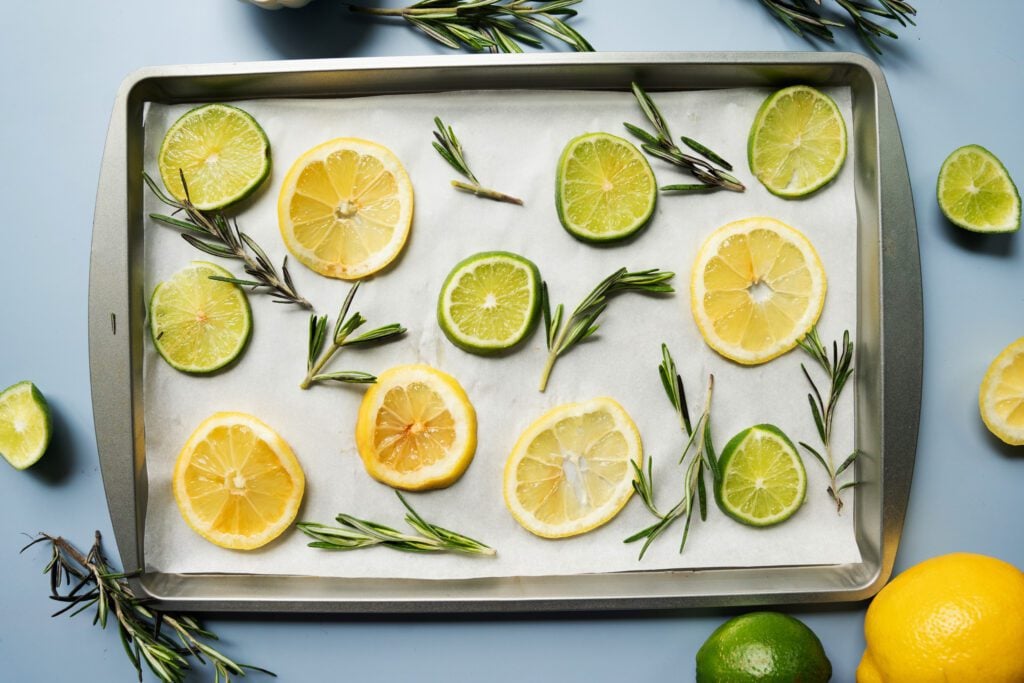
[88,50,922,613]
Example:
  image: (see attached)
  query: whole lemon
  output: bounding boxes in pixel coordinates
[858,552,1024,682]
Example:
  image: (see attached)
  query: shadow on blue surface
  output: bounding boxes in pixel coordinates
[242,0,381,59]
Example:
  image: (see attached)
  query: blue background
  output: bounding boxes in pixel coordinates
[1,1,1022,681]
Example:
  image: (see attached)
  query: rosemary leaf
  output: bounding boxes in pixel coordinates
[758,0,917,54]
[432,116,524,205]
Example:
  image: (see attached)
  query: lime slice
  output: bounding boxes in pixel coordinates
[158,103,271,211]
[715,424,807,527]
[748,86,847,198]
[437,251,541,354]
[0,381,52,470]
[938,145,1021,233]
[150,261,252,374]
[555,132,657,242]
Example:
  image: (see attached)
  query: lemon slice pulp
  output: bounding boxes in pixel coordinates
[980,337,1024,445]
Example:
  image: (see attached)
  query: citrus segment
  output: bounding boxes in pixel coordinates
[938,144,1021,233]
[0,381,52,470]
[172,412,305,550]
[979,336,1024,445]
[715,424,807,527]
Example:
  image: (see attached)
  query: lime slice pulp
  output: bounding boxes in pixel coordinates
[748,85,847,198]
[715,424,807,527]
[158,103,271,211]
[555,132,657,242]
[150,261,253,374]
[437,251,541,354]
[0,381,52,470]
[938,144,1021,233]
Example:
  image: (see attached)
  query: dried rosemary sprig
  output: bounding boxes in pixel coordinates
[624,82,745,194]
[345,0,593,54]
[21,531,273,683]
[432,116,523,205]
[539,268,674,392]
[798,327,860,513]
[298,491,496,556]
[144,172,312,309]
[759,0,917,54]
[625,345,717,559]
[302,281,405,389]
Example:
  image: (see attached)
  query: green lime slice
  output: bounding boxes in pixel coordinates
[0,381,52,470]
[715,424,807,527]
[555,132,657,242]
[158,103,271,211]
[150,261,252,374]
[937,144,1021,233]
[748,85,847,198]
[437,251,541,354]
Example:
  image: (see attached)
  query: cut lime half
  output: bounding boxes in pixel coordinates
[158,103,271,211]
[555,132,657,242]
[938,145,1021,233]
[0,381,52,470]
[715,424,807,527]
[748,86,847,198]
[150,261,252,374]
[437,251,541,354]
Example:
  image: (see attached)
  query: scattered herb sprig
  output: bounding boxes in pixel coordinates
[798,327,860,513]
[345,0,593,54]
[21,532,273,683]
[624,82,745,194]
[626,345,717,559]
[759,0,917,54]
[303,282,405,389]
[144,172,311,309]
[298,491,495,556]
[539,268,674,392]
[432,117,524,205]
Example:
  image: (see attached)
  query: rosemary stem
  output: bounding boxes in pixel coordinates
[451,180,524,205]
[301,338,345,389]
[538,350,558,392]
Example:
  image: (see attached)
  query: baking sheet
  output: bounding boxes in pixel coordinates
[141,88,860,579]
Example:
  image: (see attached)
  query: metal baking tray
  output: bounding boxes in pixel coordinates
[88,51,921,613]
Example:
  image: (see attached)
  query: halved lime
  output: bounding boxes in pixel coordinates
[150,261,252,374]
[158,103,271,211]
[715,424,807,527]
[938,145,1021,233]
[0,381,52,470]
[437,251,541,354]
[748,86,847,198]
[555,132,657,242]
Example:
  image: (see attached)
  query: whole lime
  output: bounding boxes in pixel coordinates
[696,612,832,682]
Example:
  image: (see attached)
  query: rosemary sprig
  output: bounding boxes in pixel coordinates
[538,268,674,392]
[345,0,593,54]
[432,116,523,205]
[758,0,917,54]
[21,531,273,683]
[144,172,311,309]
[298,491,496,556]
[797,327,859,513]
[625,345,717,559]
[624,82,745,194]
[302,281,405,389]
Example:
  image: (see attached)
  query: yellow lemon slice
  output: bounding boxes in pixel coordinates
[278,137,414,280]
[979,337,1024,446]
[691,217,826,365]
[503,397,642,539]
[172,412,305,550]
[355,364,477,491]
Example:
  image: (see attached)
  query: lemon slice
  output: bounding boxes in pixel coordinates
[938,145,1021,233]
[980,337,1024,446]
[0,381,52,470]
[503,397,642,538]
[278,137,414,280]
[355,364,477,491]
[715,424,807,527]
[173,412,305,550]
[691,217,827,365]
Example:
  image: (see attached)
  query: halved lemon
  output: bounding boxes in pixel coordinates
[980,337,1024,446]
[355,364,477,491]
[172,412,305,550]
[503,397,642,538]
[278,137,414,280]
[691,217,827,365]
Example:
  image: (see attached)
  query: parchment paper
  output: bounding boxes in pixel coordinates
[142,88,860,579]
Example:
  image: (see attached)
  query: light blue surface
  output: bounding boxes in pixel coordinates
[1,2,1022,681]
